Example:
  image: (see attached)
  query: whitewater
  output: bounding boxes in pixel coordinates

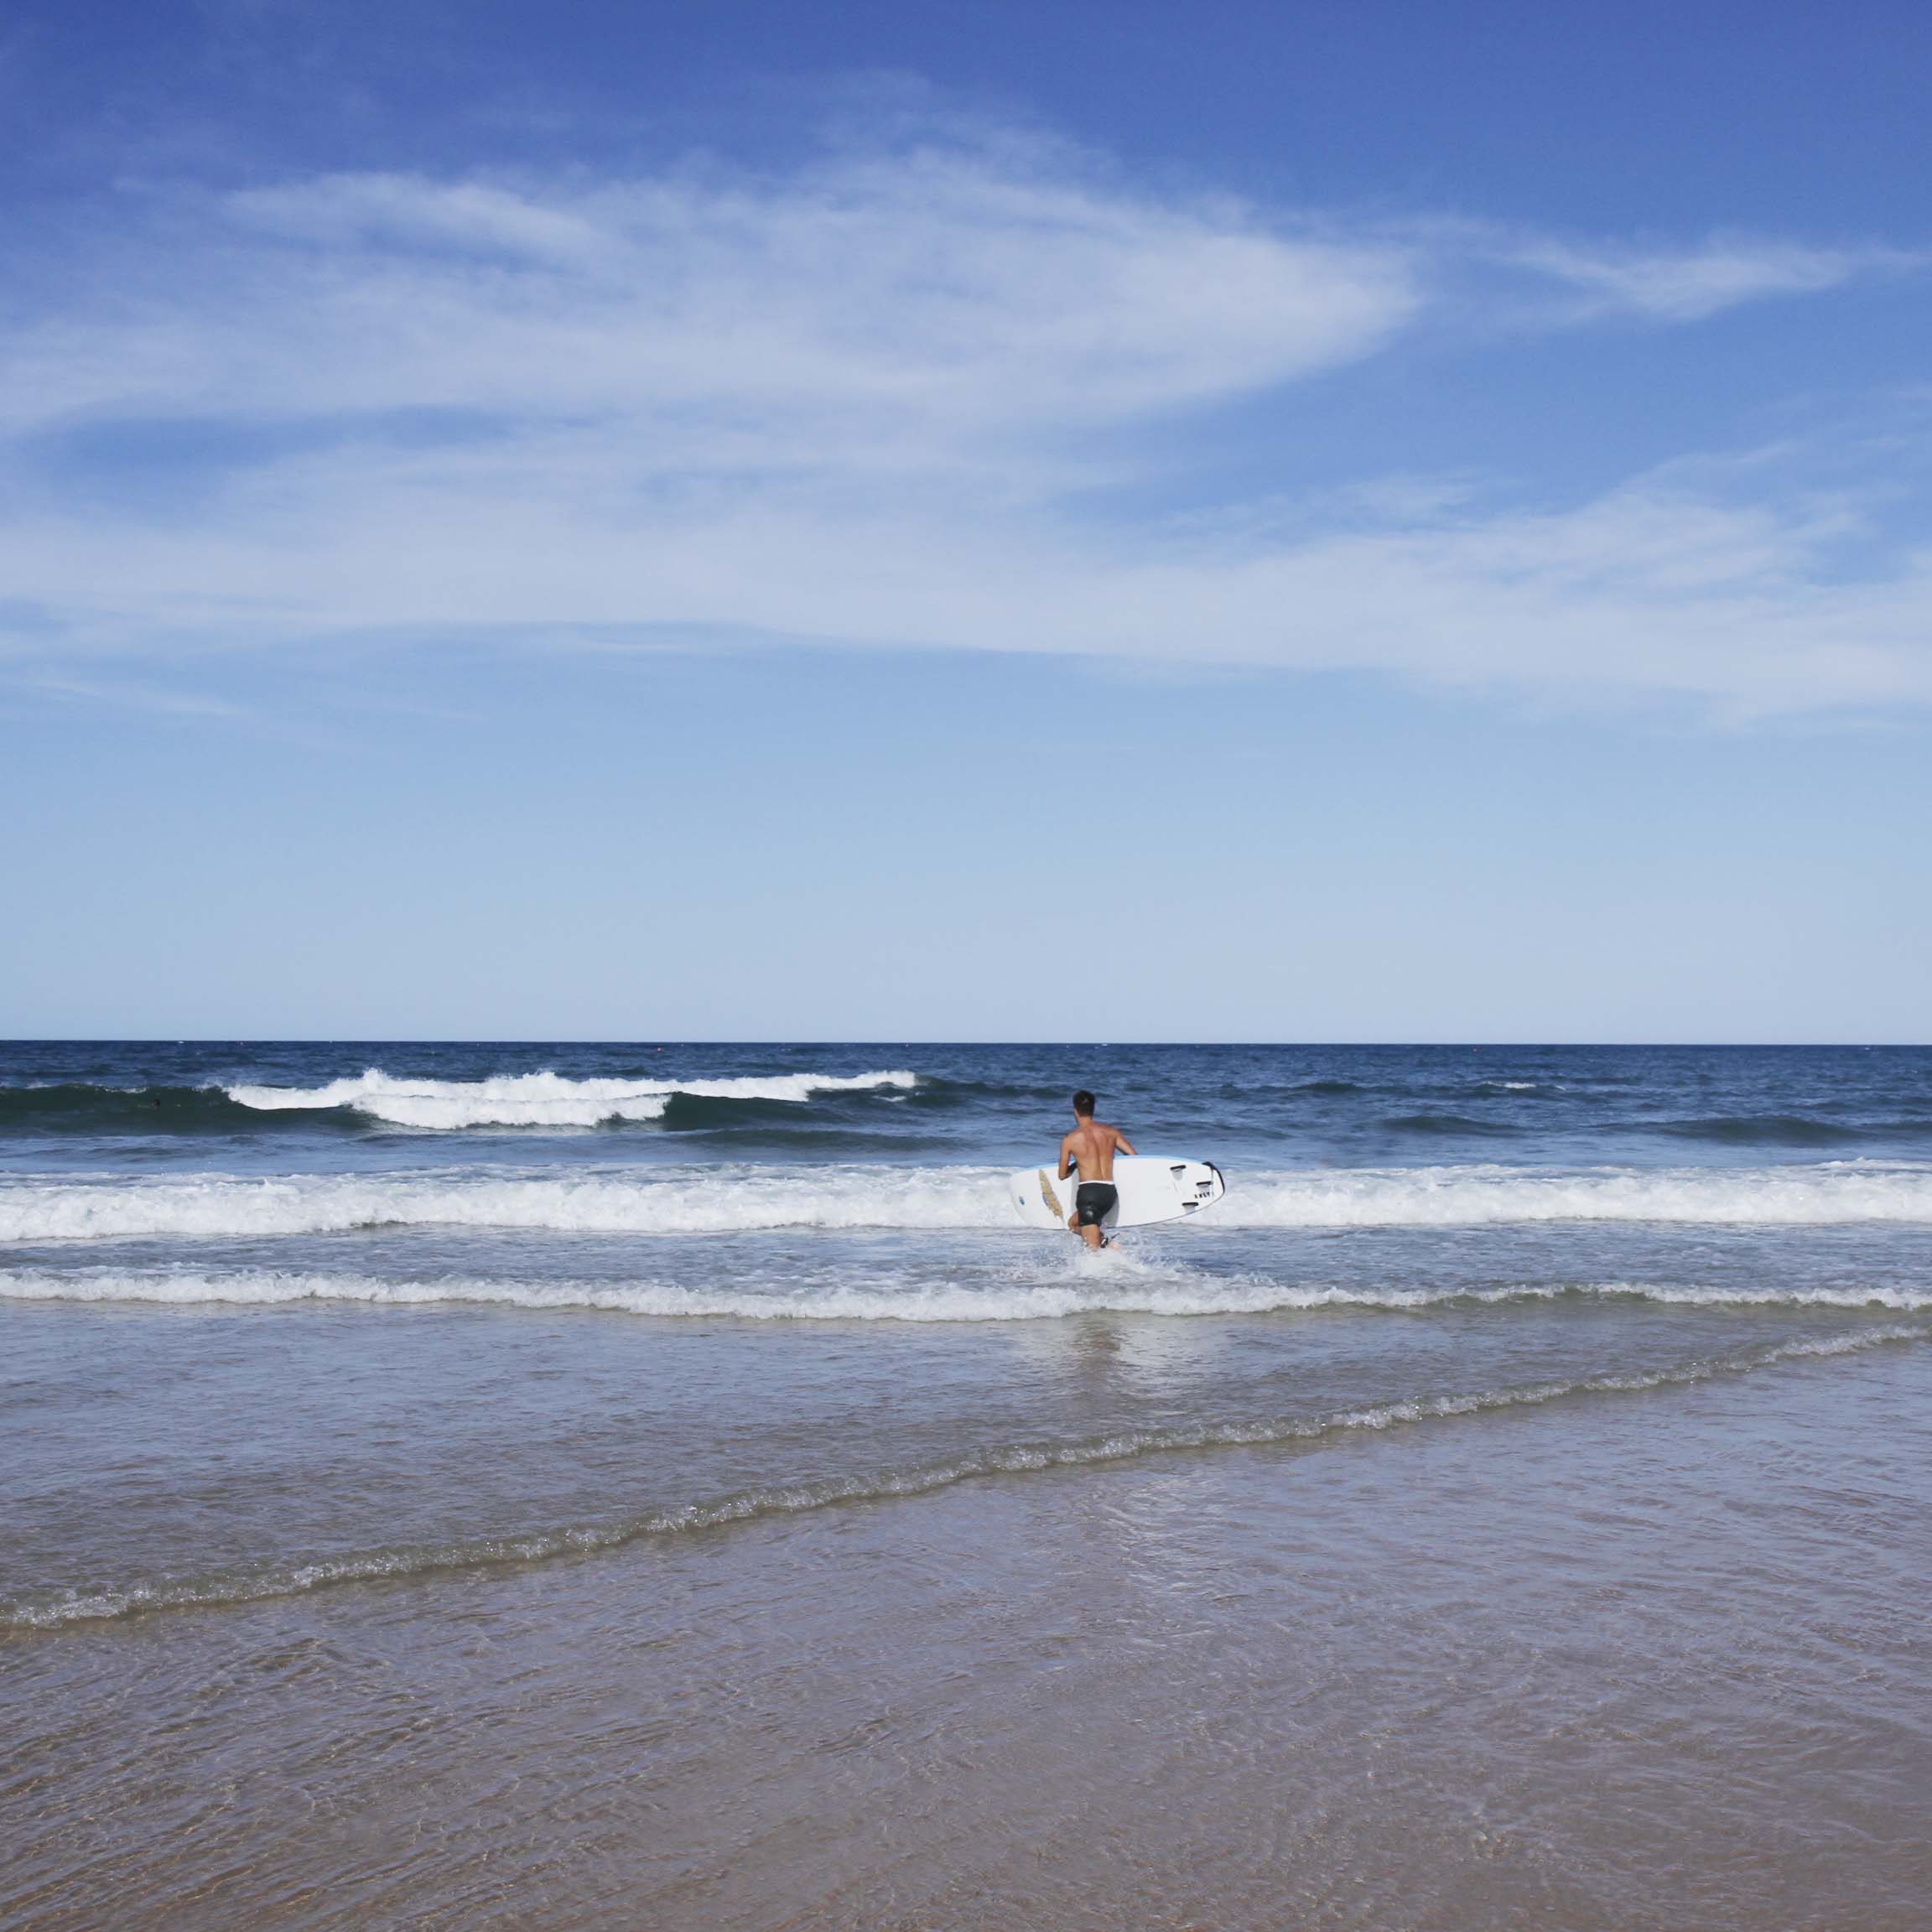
[8,1156,1932,1244]
[221,1067,919,1129]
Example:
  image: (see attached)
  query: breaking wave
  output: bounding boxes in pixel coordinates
[223,1067,918,1130]
[1215,1161,1932,1228]
[7,1322,1919,1628]
[0,1164,1006,1240]
[8,1160,1932,1244]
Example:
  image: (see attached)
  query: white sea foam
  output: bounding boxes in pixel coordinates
[0,1165,1009,1241]
[1211,1161,1932,1228]
[7,1159,1932,1244]
[223,1067,918,1129]
[3,1266,1928,1322]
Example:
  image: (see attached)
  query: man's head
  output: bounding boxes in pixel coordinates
[1072,1089,1096,1119]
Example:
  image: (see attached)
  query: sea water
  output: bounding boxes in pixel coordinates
[2,1042,1929,1929]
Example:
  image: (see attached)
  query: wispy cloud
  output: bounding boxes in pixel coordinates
[1502,235,1919,320]
[24,673,248,718]
[4,148,1419,444]
[1,132,1926,714]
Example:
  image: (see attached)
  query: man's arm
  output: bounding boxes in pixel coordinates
[1114,1127,1137,1157]
[1057,1131,1076,1181]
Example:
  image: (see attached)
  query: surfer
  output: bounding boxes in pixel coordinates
[1058,1090,1135,1250]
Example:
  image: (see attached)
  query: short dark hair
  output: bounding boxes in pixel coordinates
[1072,1089,1096,1115]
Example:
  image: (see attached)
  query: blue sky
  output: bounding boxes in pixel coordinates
[3,0,1929,1040]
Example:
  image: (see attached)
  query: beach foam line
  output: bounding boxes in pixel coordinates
[8,1158,1932,1243]
[223,1068,919,1130]
[3,1267,1931,1321]
[8,1322,1921,1629]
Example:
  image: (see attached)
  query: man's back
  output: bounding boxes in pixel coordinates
[1061,1117,1130,1182]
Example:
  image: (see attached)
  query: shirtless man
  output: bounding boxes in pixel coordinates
[1058,1089,1135,1250]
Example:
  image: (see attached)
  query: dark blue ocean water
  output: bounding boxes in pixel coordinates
[6,1039,1932,1171]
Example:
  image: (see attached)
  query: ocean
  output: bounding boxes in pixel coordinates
[3,1041,1929,1929]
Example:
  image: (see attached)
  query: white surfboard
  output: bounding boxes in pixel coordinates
[1009,1156,1225,1233]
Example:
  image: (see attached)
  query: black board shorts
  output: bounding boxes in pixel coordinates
[1074,1182,1119,1228]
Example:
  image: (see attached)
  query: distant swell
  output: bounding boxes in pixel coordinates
[9,1160,1932,1243]
[6,1322,1919,1629]
[0,1083,294,1135]
[1653,1114,1875,1147]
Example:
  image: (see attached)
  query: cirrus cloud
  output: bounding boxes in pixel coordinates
[1,133,1927,715]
